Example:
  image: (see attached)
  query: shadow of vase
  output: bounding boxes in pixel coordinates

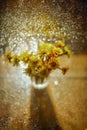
[28,86,62,130]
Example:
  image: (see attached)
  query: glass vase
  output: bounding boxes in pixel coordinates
[31,76,48,89]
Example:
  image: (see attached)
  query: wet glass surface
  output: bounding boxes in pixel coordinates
[0,0,87,130]
[0,0,87,55]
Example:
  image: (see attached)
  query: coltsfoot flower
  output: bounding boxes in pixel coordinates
[5,51,12,63]
[48,57,59,70]
[64,46,71,57]
[56,40,65,47]
[20,50,30,63]
[5,40,71,79]
[11,55,20,66]
[61,67,69,75]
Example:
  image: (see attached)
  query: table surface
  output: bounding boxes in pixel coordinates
[0,55,87,130]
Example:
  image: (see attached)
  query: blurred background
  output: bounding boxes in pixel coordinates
[0,0,87,130]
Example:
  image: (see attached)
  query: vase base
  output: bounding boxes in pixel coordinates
[32,82,48,89]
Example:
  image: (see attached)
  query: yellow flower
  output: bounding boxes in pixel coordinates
[56,48,63,55]
[39,42,53,55]
[48,57,59,70]
[64,46,71,57]
[61,67,69,75]
[20,50,30,63]
[34,60,44,71]
[56,40,65,47]
[35,64,50,78]
[29,54,40,65]
[5,51,12,63]
[11,55,20,66]
[25,67,32,76]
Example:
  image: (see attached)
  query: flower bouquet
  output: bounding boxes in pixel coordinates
[5,40,71,89]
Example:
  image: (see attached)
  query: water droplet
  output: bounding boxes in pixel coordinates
[54,80,59,86]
